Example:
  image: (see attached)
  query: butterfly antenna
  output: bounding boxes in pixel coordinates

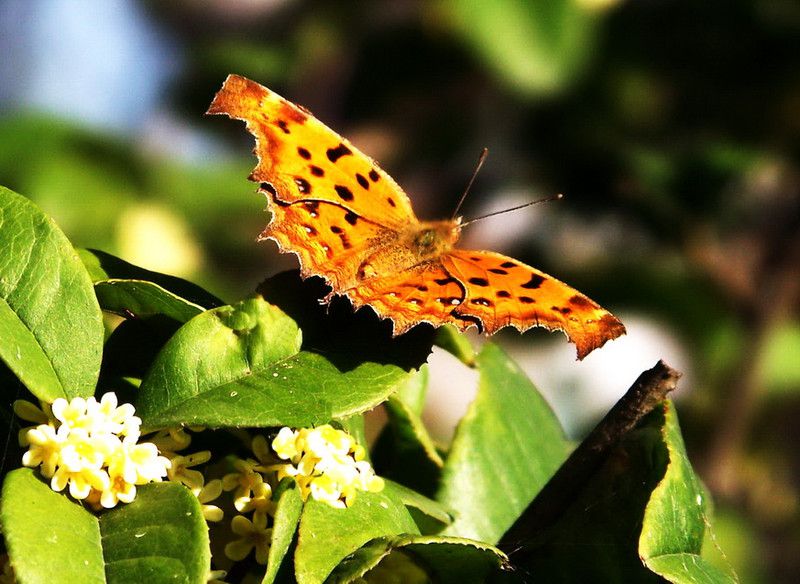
[461,193,564,227]
[451,147,489,220]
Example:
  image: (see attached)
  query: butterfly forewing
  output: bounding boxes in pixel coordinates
[264,197,397,290]
[208,74,417,229]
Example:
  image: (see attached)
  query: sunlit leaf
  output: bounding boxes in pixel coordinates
[437,343,570,543]
[0,187,103,400]
[295,490,419,583]
[137,296,411,429]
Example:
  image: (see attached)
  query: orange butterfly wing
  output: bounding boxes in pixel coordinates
[207,74,418,291]
[346,250,624,359]
[208,75,626,359]
[442,250,625,359]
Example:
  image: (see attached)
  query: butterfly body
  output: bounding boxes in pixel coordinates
[208,75,625,359]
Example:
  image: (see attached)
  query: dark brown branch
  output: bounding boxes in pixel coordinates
[499,360,681,549]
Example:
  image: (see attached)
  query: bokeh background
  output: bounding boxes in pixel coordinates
[1,1,799,581]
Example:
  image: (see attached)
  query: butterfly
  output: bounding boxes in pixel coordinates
[207,75,625,359]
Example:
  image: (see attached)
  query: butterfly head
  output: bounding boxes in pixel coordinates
[410,219,462,259]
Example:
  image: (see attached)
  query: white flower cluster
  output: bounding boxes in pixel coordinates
[18,393,170,508]
[271,424,384,509]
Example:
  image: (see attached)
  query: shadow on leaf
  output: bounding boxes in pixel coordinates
[257,271,434,372]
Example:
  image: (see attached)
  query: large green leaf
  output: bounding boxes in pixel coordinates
[294,490,419,583]
[437,343,571,543]
[1,468,105,584]
[136,296,411,429]
[78,249,223,322]
[0,187,103,400]
[1,470,209,584]
[101,483,210,584]
[327,534,508,583]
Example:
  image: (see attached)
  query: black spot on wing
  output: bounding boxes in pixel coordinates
[569,294,592,307]
[335,185,354,201]
[344,211,358,226]
[521,274,546,289]
[327,143,352,163]
[310,165,324,177]
[297,147,311,159]
[356,173,369,189]
[468,277,489,286]
[434,277,457,286]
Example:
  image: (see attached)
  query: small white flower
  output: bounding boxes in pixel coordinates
[269,425,383,508]
[51,465,109,500]
[193,479,224,523]
[148,427,193,454]
[222,458,265,509]
[166,451,211,490]
[271,427,299,462]
[17,392,170,509]
[224,513,272,565]
[21,424,65,478]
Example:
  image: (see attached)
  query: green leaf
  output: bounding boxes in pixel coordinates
[437,343,570,543]
[78,249,223,322]
[640,404,735,583]
[512,402,734,583]
[371,372,443,497]
[0,187,103,400]
[263,484,304,584]
[393,364,429,416]
[645,554,733,584]
[295,490,419,583]
[101,482,210,584]
[443,0,600,95]
[434,326,476,366]
[137,296,411,429]
[95,280,207,323]
[382,479,453,534]
[327,534,508,583]
[1,468,105,584]
[1,471,209,584]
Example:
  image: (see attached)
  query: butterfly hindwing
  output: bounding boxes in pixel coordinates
[345,262,469,335]
[443,250,625,358]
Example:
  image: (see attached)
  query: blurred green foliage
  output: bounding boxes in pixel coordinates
[1,0,799,581]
